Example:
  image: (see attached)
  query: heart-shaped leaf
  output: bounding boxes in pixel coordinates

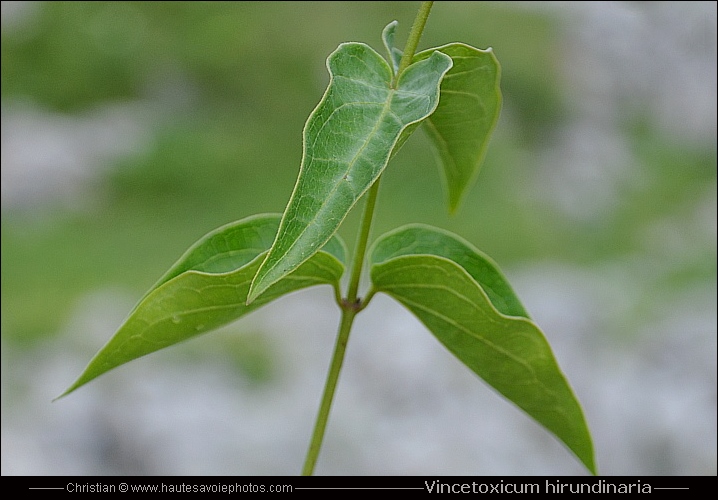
[369,225,596,474]
[415,44,502,213]
[247,42,452,303]
[59,214,345,398]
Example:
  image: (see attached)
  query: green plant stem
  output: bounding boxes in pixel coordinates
[300,303,358,476]
[300,177,381,476]
[301,2,434,476]
[346,177,382,306]
[393,1,434,87]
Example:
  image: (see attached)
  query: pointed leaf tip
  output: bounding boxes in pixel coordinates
[60,214,345,397]
[369,225,595,474]
[414,43,502,213]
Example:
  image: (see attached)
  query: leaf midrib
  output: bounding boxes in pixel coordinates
[260,84,399,284]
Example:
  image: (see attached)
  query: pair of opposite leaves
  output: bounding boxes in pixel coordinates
[60,21,596,475]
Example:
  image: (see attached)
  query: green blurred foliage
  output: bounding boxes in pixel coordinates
[2,1,715,352]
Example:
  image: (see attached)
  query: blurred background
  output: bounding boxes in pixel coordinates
[1,1,715,475]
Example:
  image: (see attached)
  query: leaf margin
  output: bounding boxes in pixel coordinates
[414,42,502,213]
[247,42,453,304]
[57,213,346,399]
[368,224,596,474]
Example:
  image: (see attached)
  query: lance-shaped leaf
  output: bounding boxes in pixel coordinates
[247,43,452,304]
[414,44,502,213]
[59,214,346,398]
[369,225,596,474]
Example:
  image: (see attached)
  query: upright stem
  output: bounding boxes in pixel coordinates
[393,1,434,87]
[301,2,434,476]
[300,300,358,476]
[346,177,382,305]
[300,177,381,477]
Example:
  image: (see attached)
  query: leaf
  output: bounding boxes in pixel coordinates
[370,224,529,319]
[58,214,346,398]
[414,44,502,213]
[381,20,402,75]
[247,42,453,304]
[369,225,596,474]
